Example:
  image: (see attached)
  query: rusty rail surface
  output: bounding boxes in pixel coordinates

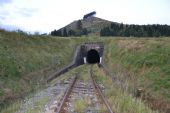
[90,66,115,113]
[56,75,77,113]
[56,66,114,113]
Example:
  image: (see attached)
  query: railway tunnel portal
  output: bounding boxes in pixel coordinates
[86,49,100,64]
[80,42,104,64]
[48,42,104,81]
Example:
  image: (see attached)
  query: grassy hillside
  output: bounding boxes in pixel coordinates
[0,29,169,112]
[104,38,170,112]
[51,17,112,36]
[51,16,170,37]
[3,64,157,113]
[93,64,157,113]
[0,29,104,111]
[0,29,78,109]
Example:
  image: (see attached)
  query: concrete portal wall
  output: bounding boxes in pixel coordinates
[47,42,104,82]
[73,42,104,65]
[71,42,104,65]
[81,42,104,58]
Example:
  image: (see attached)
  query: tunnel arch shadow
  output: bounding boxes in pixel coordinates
[86,49,100,64]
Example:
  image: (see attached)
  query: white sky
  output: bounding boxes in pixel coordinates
[0,0,170,33]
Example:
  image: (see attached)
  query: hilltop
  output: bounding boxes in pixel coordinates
[51,16,170,37]
[51,17,112,36]
[65,17,112,35]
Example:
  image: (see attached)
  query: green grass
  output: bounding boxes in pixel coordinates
[1,29,170,112]
[106,38,170,92]
[0,100,21,113]
[0,29,104,112]
[0,29,78,110]
[92,64,157,113]
[74,99,87,113]
[104,38,170,112]
[25,96,49,113]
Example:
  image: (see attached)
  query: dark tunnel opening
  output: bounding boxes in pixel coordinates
[86,49,100,64]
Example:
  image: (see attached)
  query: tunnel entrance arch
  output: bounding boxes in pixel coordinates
[86,49,100,64]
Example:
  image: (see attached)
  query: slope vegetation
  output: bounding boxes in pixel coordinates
[0,29,76,109]
[51,16,170,37]
[104,38,170,112]
[0,29,169,112]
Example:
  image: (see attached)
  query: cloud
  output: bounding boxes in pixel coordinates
[0,15,5,21]
[1,0,170,33]
[0,0,12,6]
[0,3,38,32]
[0,10,10,23]
[0,24,20,31]
[16,7,38,17]
[0,6,38,23]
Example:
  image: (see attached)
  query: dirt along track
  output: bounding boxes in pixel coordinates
[45,65,114,113]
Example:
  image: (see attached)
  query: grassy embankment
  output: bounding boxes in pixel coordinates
[51,64,156,113]
[0,29,78,110]
[93,64,157,113]
[0,29,102,112]
[0,29,169,112]
[104,38,170,112]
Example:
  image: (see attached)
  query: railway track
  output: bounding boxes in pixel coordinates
[54,65,114,113]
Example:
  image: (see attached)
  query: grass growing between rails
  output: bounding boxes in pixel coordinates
[92,64,158,113]
[74,99,87,113]
[104,38,170,112]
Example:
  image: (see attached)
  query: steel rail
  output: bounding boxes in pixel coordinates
[56,75,77,113]
[56,65,115,113]
[90,66,115,113]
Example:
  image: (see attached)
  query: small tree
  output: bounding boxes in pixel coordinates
[68,30,76,36]
[77,20,82,30]
[82,28,88,35]
[63,28,68,37]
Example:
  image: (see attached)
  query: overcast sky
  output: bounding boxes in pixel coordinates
[0,0,170,33]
